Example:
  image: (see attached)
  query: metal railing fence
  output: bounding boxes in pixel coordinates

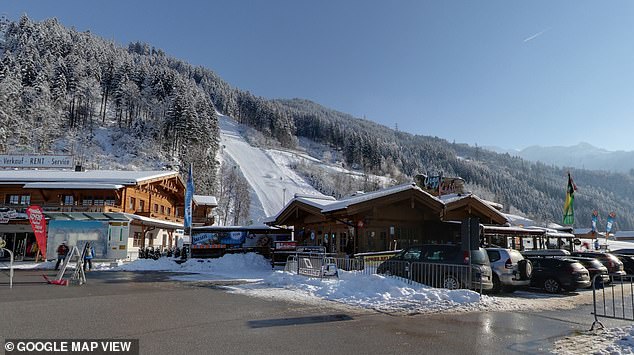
[0,247,14,289]
[332,257,482,293]
[591,274,634,331]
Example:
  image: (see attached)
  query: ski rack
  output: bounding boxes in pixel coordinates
[0,247,14,289]
[54,243,88,286]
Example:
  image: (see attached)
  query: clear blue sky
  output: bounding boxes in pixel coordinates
[4,1,634,151]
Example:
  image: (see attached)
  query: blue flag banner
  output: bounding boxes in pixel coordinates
[606,212,616,234]
[184,164,194,229]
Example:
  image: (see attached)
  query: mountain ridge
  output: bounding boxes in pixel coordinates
[486,142,634,173]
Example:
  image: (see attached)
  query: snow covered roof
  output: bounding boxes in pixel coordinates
[124,213,183,229]
[503,213,537,227]
[23,182,125,190]
[0,169,179,186]
[321,183,437,213]
[263,194,336,225]
[295,195,337,209]
[193,195,218,206]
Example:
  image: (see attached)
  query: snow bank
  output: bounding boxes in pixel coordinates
[553,326,634,355]
[111,253,272,279]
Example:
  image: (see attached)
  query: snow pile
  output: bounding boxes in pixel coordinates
[106,254,485,313]
[111,253,272,279]
[553,326,634,355]
[239,270,483,313]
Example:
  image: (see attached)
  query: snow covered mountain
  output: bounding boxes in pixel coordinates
[218,114,394,223]
[486,143,634,173]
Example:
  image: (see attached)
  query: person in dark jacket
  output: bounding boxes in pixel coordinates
[55,241,69,270]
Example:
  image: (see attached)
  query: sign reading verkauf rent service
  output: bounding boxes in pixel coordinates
[0,155,73,169]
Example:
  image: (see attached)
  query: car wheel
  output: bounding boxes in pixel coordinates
[543,278,561,293]
[443,275,461,290]
[491,275,502,294]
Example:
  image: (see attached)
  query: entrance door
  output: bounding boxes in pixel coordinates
[107,223,130,259]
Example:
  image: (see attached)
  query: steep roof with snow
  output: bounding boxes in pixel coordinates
[193,195,218,206]
[321,183,438,213]
[0,169,179,186]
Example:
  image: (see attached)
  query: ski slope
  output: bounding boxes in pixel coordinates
[218,114,325,223]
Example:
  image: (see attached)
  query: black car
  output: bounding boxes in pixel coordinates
[377,244,494,290]
[614,254,634,275]
[525,256,591,293]
[570,252,626,276]
[612,248,634,256]
[567,256,609,286]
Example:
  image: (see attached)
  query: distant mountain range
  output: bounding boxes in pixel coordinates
[485,143,634,174]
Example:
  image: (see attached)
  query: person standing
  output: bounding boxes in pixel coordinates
[83,243,95,271]
[54,241,69,270]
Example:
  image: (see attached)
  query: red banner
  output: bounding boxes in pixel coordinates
[26,205,47,259]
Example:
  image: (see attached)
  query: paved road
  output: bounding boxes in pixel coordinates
[0,270,630,354]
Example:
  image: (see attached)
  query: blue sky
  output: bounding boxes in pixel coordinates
[4,1,634,151]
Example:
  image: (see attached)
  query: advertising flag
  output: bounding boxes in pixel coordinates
[562,173,577,225]
[26,205,47,259]
[591,210,598,233]
[606,212,616,234]
[184,163,194,229]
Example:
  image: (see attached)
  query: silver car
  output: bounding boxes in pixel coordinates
[486,248,533,293]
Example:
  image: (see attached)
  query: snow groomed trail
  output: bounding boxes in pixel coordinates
[218,114,324,222]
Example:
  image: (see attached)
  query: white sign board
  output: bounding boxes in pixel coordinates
[0,155,74,169]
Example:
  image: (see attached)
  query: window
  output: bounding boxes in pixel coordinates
[82,196,93,206]
[402,246,422,261]
[160,205,165,214]
[133,232,143,247]
[167,207,171,216]
[104,198,114,206]
[139,200,145,212]
[154,204,159,213]
[129,197,136,210]
[94,198,105,206]
[63,195,74,206]
[487,250,501,263]
[6,194,30,205]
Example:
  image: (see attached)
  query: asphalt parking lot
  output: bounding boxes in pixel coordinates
[0,270,631,354]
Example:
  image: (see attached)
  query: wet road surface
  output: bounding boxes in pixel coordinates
[0,270,631,354]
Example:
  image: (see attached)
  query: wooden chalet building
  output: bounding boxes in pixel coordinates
[265,183,509,254]
[0,169,216,260]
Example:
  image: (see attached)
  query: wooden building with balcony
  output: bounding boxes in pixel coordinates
[0,169,216,260]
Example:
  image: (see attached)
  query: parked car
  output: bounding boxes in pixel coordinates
[611,248,634,256]
[570,252,626,276]
[485,248,532,293]
[525,256,591,293]
[614,254,634,275]
[567,256,609,286]
[377,244,494,291]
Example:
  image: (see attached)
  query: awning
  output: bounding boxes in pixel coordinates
[123,213,183,229]
[23,182,124,190]
[44,212,129,221]
[482,225,546,236]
